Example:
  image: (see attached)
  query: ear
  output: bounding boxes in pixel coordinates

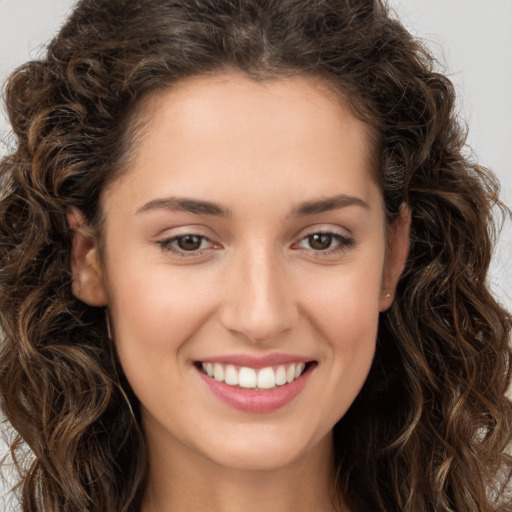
[379,205,411,311]
[67,208,108,307]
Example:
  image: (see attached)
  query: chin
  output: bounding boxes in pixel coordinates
[206,446,307,472]
[194,425,332,472]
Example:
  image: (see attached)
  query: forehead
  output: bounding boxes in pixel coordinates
[104,71,381,216]
[128,72,376,163]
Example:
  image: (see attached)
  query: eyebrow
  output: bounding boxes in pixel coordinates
[136,193,369,217]
[137,197,231,216]
[291,194,369,216]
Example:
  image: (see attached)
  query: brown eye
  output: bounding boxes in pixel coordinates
[307,233,333,250]
[294,231,354,255]
[158,233,218,256]
[177,235,204,251]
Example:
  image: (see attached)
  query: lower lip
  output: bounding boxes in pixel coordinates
[197,365,313,413]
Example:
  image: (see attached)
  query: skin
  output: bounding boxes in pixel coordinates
[70,72,410,512]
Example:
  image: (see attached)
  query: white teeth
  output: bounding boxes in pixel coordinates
[200,361,309,390]
[238,367,257,388]
[257,367,276,389]
[224,364,238,386]
[286,364,296,383]
[213,363,224,382]
[275,365,287,385]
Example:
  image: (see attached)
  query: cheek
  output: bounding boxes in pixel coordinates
[300,259,383,411]
[105,259,216,379]
[106,270,216,417]
[302,256,383,339]
[316,283,380,375]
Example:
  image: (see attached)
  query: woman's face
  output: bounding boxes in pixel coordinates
[72,72,409,472]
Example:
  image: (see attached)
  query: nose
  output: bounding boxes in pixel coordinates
[219,245,299,343]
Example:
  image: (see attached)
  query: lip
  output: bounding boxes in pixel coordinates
[196,361,315,413]
[197,353,313,369]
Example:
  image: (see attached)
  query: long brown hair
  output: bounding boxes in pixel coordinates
[1,0,511,510]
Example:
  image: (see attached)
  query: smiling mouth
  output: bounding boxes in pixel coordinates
[195,361,314,391]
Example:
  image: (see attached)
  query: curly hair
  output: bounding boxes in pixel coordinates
[0,0,511,510]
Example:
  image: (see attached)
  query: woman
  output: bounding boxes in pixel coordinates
[0,0,510,511]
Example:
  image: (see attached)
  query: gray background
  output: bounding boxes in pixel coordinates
[1,0,511,507]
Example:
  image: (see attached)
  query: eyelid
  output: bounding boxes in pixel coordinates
[156,229,222,257]
[291,226,355,255]
[293,224,353,242]
[154,224,354,258]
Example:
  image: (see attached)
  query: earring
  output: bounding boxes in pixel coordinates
[385,293,391,299]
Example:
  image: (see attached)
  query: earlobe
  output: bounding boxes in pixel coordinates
[379,205,411,311]
[67,208,108,307]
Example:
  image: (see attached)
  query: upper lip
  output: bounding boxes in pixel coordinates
[196,353,314,369]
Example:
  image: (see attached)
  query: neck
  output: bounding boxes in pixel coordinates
[140,428,342,512]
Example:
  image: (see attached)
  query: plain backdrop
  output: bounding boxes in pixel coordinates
[1,0,511,507]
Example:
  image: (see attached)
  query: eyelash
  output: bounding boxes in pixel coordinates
[293,232,354,256]
[157,231,354,258]
[157,234,215,256]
